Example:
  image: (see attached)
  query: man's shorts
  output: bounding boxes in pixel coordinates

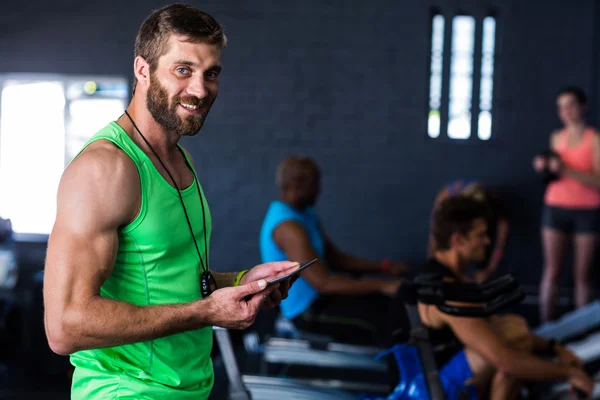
[439,350,479,400]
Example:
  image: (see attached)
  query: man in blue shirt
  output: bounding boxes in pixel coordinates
[260,156,407,345]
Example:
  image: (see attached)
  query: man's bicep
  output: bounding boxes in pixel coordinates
[272,221,320,261]
[273,221,329,288]
[45,149,136,306]
[45,221,119,303]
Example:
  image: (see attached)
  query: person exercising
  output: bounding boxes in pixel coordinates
[428,180,509,283]
[397,195,593,399]
[43,5,299,399]
[260,155,408,346]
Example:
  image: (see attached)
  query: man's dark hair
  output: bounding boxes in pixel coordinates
[133,3,227,93]
[432,195,489,250]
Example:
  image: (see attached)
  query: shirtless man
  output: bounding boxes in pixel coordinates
[406,195,593,399]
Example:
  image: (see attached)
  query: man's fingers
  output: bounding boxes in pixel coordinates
[237,279,268,298]
[276,280,292,300]
[262,296,277,309]
[264,261,300,274]
[279,279,291,297]
[247,285,278,311]
[269,288,283,305]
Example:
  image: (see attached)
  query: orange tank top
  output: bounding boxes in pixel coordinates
[545,127,600,208]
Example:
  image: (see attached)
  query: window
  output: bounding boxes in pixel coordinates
[448,16,475,140]
[478,17,496,140]
[427,13,497,140]
[0,75,129,237]
[427,15,445,139]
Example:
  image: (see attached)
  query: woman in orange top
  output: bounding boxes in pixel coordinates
[533,87,600,323]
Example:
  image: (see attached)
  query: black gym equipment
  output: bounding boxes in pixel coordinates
[536,150,561,184]
[216,273,525,400]
[364,272,525,400]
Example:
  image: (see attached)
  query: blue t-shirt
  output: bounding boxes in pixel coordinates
[259,201,324,319]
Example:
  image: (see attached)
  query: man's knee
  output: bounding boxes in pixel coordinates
[491,370,522,396]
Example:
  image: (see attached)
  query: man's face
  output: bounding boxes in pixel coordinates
[295,171,321,208]
[146,34,222,136]
[456,218,490,263]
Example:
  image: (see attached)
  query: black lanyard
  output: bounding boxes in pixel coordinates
[124,111,209,275]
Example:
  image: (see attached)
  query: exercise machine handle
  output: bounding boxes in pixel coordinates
[437,289,525,317]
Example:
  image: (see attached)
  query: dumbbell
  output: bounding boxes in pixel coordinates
[534,150,561,184]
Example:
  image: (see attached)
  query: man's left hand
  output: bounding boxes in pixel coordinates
[557,345,584,368]
[239,261,300,309]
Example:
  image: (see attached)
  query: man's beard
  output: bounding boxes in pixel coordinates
[146,74,211,136]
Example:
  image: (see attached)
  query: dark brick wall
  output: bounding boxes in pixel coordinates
[1,0,598,291]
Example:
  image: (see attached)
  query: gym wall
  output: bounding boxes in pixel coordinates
[1,0,599,290]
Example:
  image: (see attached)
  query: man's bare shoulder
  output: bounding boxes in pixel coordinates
[57,140,141,229]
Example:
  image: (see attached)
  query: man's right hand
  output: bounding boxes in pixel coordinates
[204,279,278,330]
[568,366,594,399]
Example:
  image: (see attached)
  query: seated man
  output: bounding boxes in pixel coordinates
[400,195,593,399]
[428,180,510,283]
[259,156,407,346]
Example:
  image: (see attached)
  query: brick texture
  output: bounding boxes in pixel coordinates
[0,0,598,292]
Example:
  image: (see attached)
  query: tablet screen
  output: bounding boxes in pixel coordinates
[267,258,318,286]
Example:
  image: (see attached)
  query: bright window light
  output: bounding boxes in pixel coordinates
[66,98,125,163]
[0,75,128,236]
[448,16,475,140]
[0,81,66,234]
[428,15,445,139]
[478,16,496,140]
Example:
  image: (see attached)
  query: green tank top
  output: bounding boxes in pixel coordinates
[70,122,214,399]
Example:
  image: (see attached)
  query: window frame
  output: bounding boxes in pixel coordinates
[0,73,129,242]
[426,10,499,144]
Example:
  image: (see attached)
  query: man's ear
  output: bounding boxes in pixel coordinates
[449,232,463,249]
[134,56,151,90]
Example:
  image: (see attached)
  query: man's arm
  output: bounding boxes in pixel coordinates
[476,218,509,283]
[322,227,408,276]
[212,272,238,288]
[438,309,579,382]
[492,219,509,258]
[43,143,217,355]
[323,233,385,274]
[529,334,584,368]
[273,221,397,296]
[42,142,284,356]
